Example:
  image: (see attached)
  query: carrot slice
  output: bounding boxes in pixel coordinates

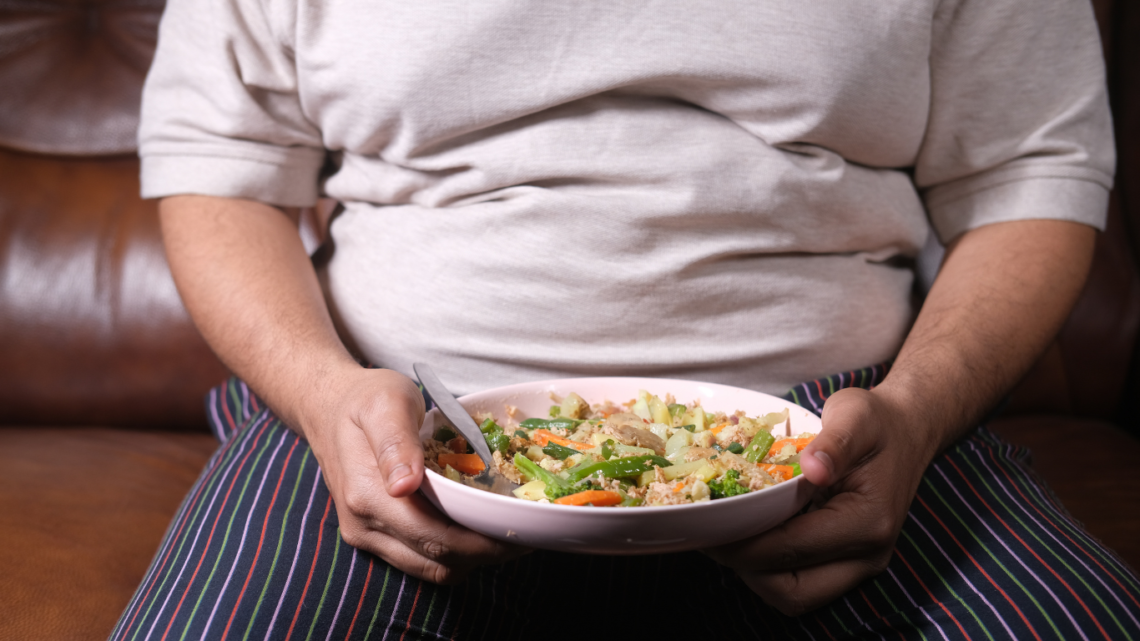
[437,453,485,475]
[446,436,468,454]
[531,429,592,451]
[757,464,796,481]
[552,490,622,507]
[768,436,815,456]
[709,422,731,436]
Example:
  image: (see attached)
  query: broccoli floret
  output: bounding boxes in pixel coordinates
[545,479,597,501]
[709,469,750,500]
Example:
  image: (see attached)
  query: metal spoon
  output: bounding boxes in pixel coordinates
[414,363,520,497]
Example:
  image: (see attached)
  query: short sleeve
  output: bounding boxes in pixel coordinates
[915,0,1115,243]
[138,0,324,206]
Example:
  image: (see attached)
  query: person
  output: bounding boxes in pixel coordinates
[110,0,1140,639]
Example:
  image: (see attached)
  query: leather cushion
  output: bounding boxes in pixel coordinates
[0,0,164,155]
[0,427,217,641]
[0,148,229,428]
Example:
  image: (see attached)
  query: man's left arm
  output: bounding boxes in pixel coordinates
[706,218,1096,615]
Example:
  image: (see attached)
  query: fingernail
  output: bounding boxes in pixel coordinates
[811,450,834,475]
[388,464,411,486]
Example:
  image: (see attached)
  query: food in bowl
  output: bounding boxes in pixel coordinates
[423,388,815,507]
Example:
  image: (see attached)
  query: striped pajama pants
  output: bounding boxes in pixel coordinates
[109,365,1140,640]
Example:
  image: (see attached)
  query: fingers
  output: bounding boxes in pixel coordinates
[740,556,892,617]
[341,527,523,585]
[705,491,897,572]
[353,369,428,498]
[801,388,883,487]
[338,482,529,583]
[333,418,528,582]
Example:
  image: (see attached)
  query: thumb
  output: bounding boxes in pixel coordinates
[799,387,881,487]
[362,371,428,498]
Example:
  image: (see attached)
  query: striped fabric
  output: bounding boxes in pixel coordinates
[110,367,1140,640]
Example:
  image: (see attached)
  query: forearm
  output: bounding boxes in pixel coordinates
[159,194,359,435]
[875,219,1096,457]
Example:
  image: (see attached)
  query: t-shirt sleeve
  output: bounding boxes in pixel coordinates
[915,0,1115,243]
[138,0,324,206]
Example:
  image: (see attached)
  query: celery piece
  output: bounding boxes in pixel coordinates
[660,457,711,482]
[443,464,463,483]
[514,452,569,492]
[791,462,802,477]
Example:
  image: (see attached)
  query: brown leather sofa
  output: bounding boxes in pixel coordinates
[1,1,1137,639]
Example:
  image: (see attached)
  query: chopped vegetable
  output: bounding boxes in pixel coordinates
[478,418,511,454]
[564,455,671,484]
[426,390,806,507]
[542,442,578,460]
[767,436,815,458]
[553,490,622,507]
[531,429,591,451]
[437,453,485,475]
[743,431,776,463]
[600,439,615,460]
[758,464,797,481]
[513,452,574,500]
[560,392,589,419]
[512,479,547,500]
[709,469,749,499]
[443,464,463,483]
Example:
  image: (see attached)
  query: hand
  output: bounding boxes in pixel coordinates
[704,386,938,616]
[299,367,529,584]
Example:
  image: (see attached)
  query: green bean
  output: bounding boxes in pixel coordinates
[564,455,672,484]
[743,431,776,463]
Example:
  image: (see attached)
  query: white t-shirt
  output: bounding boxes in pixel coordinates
[139,0,1114,396]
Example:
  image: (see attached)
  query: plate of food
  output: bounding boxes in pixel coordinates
[417,377,821,554]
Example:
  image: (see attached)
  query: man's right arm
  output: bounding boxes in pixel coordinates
[160,194,524,583]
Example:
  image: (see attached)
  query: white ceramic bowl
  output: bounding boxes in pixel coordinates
[417,377,821,555]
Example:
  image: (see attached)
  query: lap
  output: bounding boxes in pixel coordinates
[109,375,1140,641]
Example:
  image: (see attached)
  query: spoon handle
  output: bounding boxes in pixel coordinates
[413,363,495,467]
